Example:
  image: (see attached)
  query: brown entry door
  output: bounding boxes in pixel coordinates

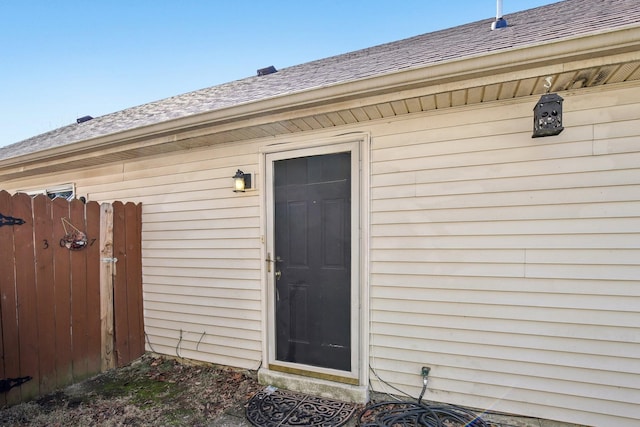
[274,152,351,371]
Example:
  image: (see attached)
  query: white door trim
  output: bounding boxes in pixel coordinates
[258,133,369,396]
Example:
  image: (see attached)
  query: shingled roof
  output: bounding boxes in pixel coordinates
[2,0,640,162]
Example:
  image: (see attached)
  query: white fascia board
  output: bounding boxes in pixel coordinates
[2,25,640,169]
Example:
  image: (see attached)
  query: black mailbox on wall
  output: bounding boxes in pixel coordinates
[533,93,564,138]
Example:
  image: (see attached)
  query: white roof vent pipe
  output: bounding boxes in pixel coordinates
[491,0,508,30]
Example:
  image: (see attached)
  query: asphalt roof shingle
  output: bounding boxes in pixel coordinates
[2,0,639,161]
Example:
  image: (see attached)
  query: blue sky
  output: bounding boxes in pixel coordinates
[0,1,558,148]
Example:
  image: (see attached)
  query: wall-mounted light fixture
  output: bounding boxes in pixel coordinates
[233,169,252,192]
[533,93,564,138]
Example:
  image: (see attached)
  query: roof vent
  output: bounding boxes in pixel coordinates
[257,65,277,76]
[491,0,507,30]
[76,115,94,124]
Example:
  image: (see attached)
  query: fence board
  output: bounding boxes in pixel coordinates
[100,204,115,371]
[13,193,39,402]
[51,198,73,389]
[69,199,89,380]
[0,191,18,406]
[113,202,129,367]
[0,190,143,406]
[111,202,145,367]
[126,203,145,360]
[85,201,102,375]
[33,195,56,394]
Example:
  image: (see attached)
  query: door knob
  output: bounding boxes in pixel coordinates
[275,270,282,281]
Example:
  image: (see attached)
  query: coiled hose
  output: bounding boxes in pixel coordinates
[358,372,488,426]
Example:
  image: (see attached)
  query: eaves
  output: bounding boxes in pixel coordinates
[1,24,640,181]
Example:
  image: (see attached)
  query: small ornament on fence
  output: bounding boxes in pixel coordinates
[60,217,88,250]
[0,212,25,227]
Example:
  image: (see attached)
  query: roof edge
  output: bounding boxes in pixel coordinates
[2,24,640,171]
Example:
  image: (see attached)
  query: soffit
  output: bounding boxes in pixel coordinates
[1,56,639,182]
[213,59,640,144]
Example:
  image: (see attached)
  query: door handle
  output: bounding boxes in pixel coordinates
[275,270,282,281]
[266,253,284,273]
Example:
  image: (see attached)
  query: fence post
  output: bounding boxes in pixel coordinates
[100,203,115,370]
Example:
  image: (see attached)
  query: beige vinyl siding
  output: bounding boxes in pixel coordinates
[2,78,639,425]
[5,140,263,369]
[129,142,261,369]
[368,84,640,426]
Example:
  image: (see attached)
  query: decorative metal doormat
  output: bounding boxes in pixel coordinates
[246,387,357,427]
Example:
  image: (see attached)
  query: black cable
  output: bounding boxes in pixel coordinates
[360,370,488,427]
[359,401,487,427]
[369,366,414,400]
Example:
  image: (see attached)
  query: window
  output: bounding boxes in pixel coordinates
[19,183,75,201]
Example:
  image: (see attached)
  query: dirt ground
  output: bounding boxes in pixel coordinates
[0,354,533,427]
[0,354,265,426]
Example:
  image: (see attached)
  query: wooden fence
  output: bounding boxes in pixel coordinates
[0,191,144,406]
